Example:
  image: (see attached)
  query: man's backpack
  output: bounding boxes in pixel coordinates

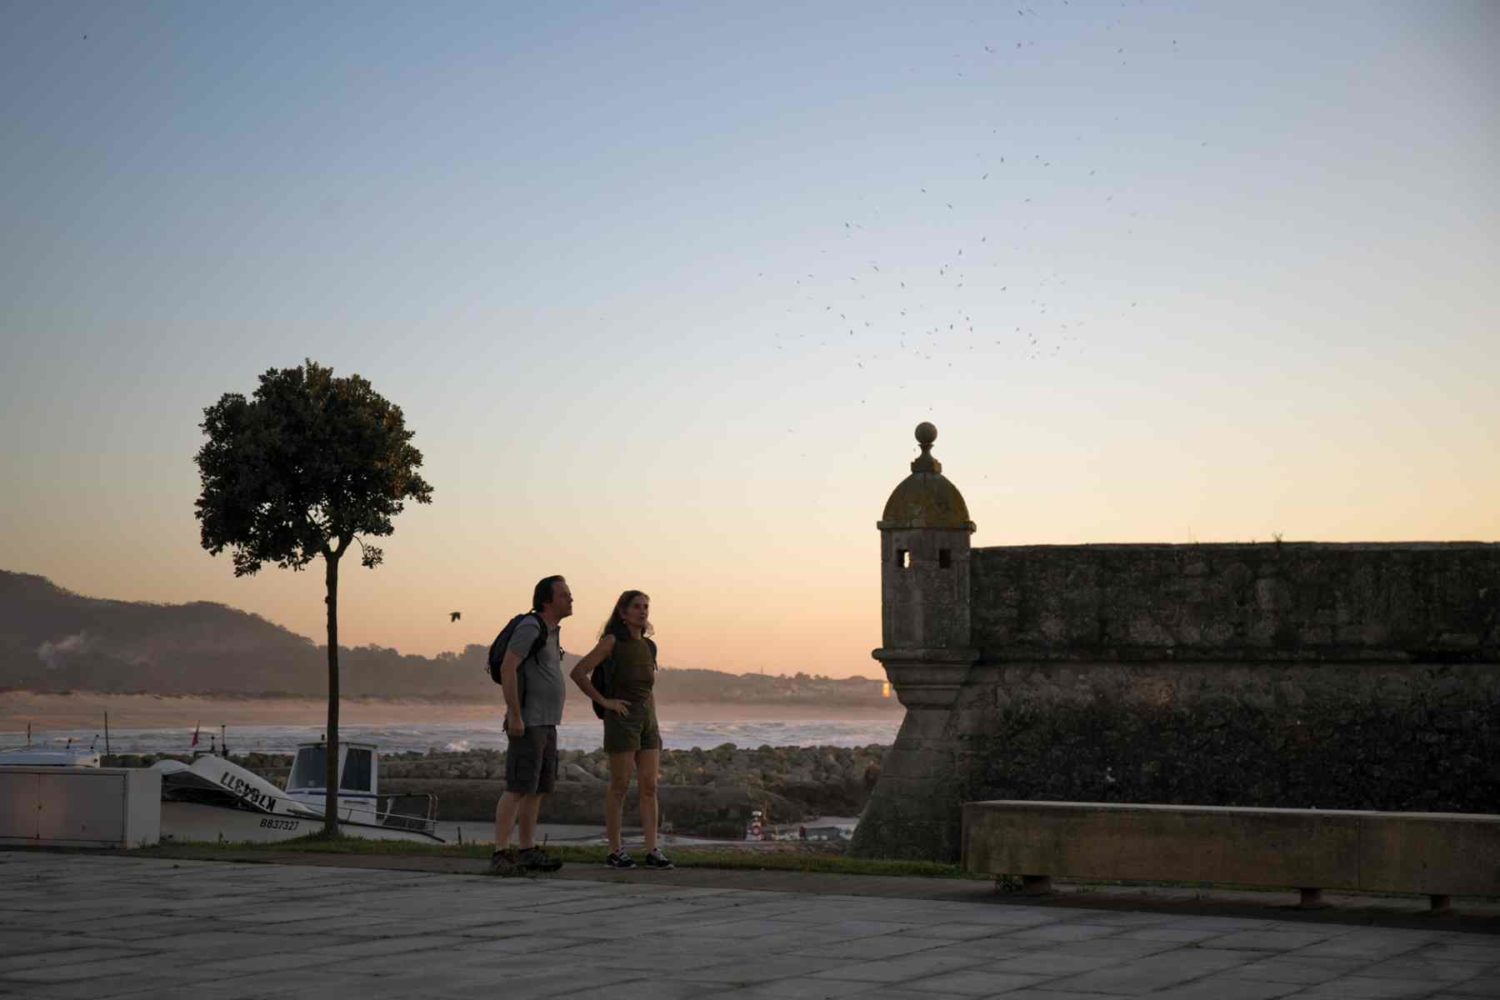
[487,613,550,709]
[591,636,657,720]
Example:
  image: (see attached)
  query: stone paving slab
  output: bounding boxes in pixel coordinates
[2,851,1499,1000]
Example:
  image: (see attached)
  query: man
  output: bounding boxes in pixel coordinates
[491,574,572,874]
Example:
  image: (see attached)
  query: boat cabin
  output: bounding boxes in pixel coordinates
[285,741,379,802]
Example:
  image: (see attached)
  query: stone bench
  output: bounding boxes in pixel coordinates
[962,800,1500,911]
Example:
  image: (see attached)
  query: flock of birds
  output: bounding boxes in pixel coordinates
[760,7,1176,407]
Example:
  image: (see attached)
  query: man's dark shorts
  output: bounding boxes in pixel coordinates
[506,725,558,794]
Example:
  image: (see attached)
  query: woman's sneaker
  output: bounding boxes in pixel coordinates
[605,850,636,869]
[642,848,675,870]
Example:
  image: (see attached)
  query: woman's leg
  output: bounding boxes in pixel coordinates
[636,748,661,853]
[606,751,636,854]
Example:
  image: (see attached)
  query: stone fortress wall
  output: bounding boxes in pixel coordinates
[850,425,1500,860]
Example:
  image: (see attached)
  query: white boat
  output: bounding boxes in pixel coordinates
[0,746,102,768]
[154,741,443,844]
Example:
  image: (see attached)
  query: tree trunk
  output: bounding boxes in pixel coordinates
[323,552,341,837]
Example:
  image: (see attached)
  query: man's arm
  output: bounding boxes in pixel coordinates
[500,648,525,737]
[501,617,545,736]
[569,635,629,715]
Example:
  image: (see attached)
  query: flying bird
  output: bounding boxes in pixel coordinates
[449,612,461,623]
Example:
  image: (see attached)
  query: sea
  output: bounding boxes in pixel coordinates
[11,718,901,756]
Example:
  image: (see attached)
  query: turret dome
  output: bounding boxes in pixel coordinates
[879,423,975,531]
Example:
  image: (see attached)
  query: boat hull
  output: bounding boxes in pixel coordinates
[161,801,444,844]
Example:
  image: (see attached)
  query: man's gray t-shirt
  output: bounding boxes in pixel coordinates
[506,617,564,727]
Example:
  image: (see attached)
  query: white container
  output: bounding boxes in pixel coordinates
[0,767,161,848]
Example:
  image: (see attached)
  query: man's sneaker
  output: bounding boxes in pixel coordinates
[642,848,674,870]
[605,850,636,869]
[518,846,563,873]
[487,848,520,876]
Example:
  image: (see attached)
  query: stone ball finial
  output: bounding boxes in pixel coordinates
[911,422,940,474]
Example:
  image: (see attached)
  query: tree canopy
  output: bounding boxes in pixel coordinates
[194,361,433,573]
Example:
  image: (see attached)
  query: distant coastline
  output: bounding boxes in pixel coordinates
[0,690,903,732]
[2,569,893,709]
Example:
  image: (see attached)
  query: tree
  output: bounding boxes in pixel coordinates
[194,361,433,835]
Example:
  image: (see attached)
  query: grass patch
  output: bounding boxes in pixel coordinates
[140,835,977,880]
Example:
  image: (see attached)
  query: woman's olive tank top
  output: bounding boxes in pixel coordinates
[612,636,656,706]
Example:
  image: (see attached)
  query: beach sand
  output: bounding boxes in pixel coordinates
[0,691,902,731]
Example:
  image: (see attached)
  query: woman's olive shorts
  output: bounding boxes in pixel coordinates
[603,707,662,753]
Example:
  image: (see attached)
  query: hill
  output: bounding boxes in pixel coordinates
[0,571,891,706]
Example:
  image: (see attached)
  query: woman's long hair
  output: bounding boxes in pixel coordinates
[600,590,653,642]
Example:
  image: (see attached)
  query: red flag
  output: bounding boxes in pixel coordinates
[191,722,200,747]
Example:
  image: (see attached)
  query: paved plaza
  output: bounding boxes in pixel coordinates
[2,852,1498,1000]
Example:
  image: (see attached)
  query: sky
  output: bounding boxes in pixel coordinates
[1,1,1496,679]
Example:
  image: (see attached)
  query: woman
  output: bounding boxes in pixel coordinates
[570,590,673,870]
